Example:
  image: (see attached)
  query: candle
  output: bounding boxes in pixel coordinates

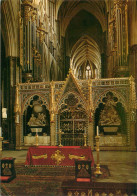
[97,126,99,136]
[17,114,19,123]
[0,127,1,137]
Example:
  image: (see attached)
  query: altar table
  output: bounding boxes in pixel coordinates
[25,146,94,167]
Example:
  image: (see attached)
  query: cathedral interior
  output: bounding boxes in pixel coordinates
[1,0,137,194]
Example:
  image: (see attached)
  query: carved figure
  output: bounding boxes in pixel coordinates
[28,114,36,126]
[99,106,121,126]
[28,113,47,126]
[99,93,121,126]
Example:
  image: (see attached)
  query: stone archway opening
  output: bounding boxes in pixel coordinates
[23,95,50,146]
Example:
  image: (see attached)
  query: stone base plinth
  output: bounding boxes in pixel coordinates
[24,136,50,146]
[100,135,126,146]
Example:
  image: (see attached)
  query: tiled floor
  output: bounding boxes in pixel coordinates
[1,150,137,183]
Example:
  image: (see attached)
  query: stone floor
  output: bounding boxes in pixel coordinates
[1,150,137,183]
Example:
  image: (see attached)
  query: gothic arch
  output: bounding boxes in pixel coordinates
[56,91,88,115]
[94,90,128,112]
[22,94,49,114]
[57,0,107,36]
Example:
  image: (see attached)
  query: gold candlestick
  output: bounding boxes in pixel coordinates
[94,135,102,175]
[58,129,64,147]
[35,133,39,146]
[0,137,3,152]
[35,128,39,146]
[84,133,87,147]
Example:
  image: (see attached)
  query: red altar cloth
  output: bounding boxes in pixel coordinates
[25,146,94,167]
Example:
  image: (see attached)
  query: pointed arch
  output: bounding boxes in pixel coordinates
[57,0,107,36]
[70,35,101,79]
[94,90,129,112]
[22,93,49,114]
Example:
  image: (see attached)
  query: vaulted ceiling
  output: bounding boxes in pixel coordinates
[57,0,107,35]
[57,0,107,78]
[71,35,101,77]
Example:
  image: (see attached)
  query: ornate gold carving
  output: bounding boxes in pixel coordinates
[69,154,85,160]
[88,189,92,196]
[68,191,72,196]
[14,85,21,115]
[16,70,136,150]
[74,191,79,196]
[31,9,37,22]
[102,193,107,196]
[95,193,99,196]
[38,22,46,43]
[33,49,41,62]
[32,154,47,159]
[108,193,114,196]
[114,0,128,9]
[81,192,86,196]
[22,0,33,25]
[78,164,81,169]
[51,150,65,165]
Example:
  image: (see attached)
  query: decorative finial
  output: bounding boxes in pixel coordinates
[69,68,73,74]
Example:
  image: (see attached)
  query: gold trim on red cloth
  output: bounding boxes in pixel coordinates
[69,154,85,160]
[51,150,65,165]
[32,154,48,159]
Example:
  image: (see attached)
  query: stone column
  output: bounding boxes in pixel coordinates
[6,57,18,149]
